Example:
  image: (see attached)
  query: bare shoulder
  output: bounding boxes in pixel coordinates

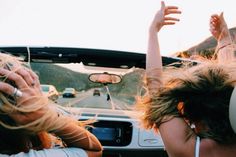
[200,139,236,157]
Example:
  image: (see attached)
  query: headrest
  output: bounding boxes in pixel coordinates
[229,87,236,133]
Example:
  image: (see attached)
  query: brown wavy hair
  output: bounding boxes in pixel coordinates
[141,62,236,145]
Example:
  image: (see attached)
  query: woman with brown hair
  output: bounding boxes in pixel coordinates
[0,53,102,157]
[140,1,236,157]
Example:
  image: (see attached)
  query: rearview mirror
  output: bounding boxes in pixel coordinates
[89,73,122,84]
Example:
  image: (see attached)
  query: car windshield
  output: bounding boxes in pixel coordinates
[64,88,74,91]
[1,1,230,111]
[30,62,145,111]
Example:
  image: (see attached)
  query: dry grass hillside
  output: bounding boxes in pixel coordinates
[174,27,236,59]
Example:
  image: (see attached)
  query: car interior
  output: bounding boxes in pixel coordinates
[0,46,197,157]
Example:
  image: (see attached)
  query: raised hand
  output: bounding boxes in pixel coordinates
[150,1,181,33]
[210,12,230,41]
[210,13,236,63]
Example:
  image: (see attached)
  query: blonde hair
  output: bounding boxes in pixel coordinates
[0,52,100,154]
[0,53,83,133]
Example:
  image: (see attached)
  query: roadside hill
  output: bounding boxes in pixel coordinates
[31,63,93,91]
[31,63,145,102]
[174,27,236,58]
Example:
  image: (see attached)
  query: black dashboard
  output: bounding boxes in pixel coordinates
[87,121,132,146]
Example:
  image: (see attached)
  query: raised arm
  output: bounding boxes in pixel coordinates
[210,13,236,62]
[146,2,198,157]
[146,1,181,94]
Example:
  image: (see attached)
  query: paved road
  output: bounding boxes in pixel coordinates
[56,90,133,110]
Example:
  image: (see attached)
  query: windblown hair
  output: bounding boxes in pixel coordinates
[141,62,236,145]
[0,53,89,154]
[0,52,60,132]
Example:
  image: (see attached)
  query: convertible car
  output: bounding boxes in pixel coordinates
[0,46,196,157]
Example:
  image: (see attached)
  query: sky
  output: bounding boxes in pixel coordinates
[0,0,235,56]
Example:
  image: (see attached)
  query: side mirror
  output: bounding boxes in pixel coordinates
[89,73,122,84]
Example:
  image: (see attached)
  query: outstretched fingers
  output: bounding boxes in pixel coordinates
[160,2,181,17]
[163,3,181,25]
[163,9,180,26]
[165,6,181,15]
[210,14,220,27]
[164,17,180,25]
[209,13,228,40]
[150,1,181,33]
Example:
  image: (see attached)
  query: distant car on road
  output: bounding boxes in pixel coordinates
[62,88,76,98]
[93,89,101,96]
[41,84,59,101]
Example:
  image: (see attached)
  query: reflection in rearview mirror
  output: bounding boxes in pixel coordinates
[89,73,122,84]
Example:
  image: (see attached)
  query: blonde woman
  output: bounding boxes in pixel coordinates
[141,1,236,157]
[0,53,102,157]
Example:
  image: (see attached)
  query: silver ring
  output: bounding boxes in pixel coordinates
[12,88,23,98]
